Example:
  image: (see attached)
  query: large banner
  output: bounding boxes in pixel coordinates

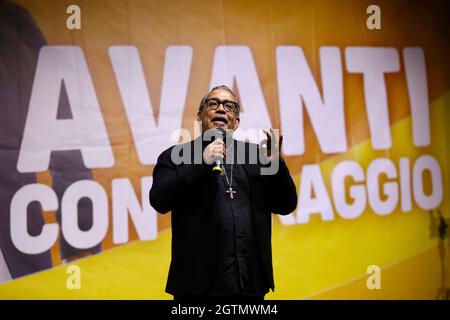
[0,0,449,299]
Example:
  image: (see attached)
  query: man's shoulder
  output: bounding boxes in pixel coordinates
[159,145,175,158]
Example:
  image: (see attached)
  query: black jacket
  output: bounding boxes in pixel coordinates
[149,137,297,295]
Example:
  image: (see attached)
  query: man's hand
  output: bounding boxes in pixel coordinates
[261,129,283,162]
[203,139,226,165]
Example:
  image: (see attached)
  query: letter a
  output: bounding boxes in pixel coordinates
[366,5,381,30]
[66,5,81,30]
[66,265,81,290]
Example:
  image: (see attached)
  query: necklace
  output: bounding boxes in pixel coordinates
[222,163,236,199]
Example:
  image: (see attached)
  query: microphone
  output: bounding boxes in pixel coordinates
[212,127,226,175]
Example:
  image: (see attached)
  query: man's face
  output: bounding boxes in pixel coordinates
[198,88,240,132]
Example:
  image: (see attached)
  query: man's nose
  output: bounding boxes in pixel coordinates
[215,103,226,113]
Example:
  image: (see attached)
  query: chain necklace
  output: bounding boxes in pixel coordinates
[222,163,236,199]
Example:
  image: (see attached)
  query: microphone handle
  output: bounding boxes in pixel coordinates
[212,129,225,175]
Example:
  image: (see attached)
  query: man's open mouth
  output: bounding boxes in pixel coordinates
[211,116,228,125]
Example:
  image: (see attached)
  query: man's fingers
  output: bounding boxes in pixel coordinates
[265,129,281,146]
[204,140,226,164]
[263,129,272,152]
[263,129,272,142]
[213,139,225,147]
[270,129,280,145]
[212,145,226,158]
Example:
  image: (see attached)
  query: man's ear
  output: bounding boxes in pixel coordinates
[234,117,240,130]
[197,111,201,121]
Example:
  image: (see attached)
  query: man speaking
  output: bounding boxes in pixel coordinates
[150,85,297,301]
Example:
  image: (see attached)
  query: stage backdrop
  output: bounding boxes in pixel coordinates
[0,0,449,299]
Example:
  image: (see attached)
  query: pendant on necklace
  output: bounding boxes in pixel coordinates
[222,164,236,199]
[226,186,236,199]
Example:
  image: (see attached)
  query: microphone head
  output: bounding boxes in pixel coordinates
[216,127,226,138]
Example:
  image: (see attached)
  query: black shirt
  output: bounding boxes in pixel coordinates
[206,144,270,296]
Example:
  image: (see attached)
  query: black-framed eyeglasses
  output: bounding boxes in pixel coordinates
[205,98,238,113]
